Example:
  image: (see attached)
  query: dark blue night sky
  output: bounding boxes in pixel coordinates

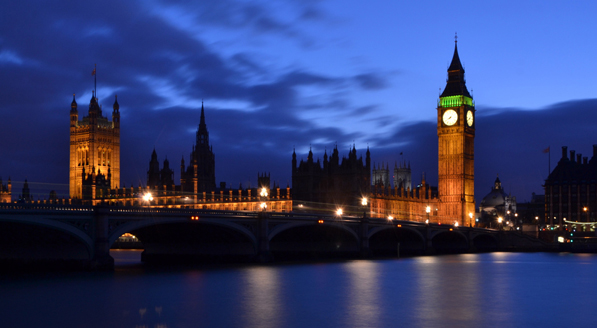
[1,0,597,204]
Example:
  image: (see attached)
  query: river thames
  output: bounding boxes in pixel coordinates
[2,251,597,328]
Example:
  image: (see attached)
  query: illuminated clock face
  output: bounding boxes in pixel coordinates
[442,109,458,126]
[466,110,474,127]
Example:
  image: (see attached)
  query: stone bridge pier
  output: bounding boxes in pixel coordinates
[92,207,115,270]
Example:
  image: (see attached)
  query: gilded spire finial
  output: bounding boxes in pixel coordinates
[455,32,458,44]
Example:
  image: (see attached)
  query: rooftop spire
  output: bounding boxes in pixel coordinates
[196,101,209,146]
[440,37,471,98]
[199,101,206,129]
[71,94,77,111]
[113,94,119,111]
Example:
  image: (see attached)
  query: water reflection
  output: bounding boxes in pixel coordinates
[344,261,381,327]
[413,254,482,326]
[240,266,282,328]
[5,252,597,327]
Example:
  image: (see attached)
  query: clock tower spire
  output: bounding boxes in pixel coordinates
[437,39,475,226]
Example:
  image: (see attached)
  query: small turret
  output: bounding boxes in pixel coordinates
[70,94,78,127]
[112,95,120,129]
[88,91,99,125]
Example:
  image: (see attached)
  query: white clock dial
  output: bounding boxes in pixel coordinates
[466,110,474,127]
[442,109,458,126]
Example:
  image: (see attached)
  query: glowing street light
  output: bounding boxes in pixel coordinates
[454,222,459,227]
[388,215,394,221]
[336,208,343,216]
[142,192,153,209]
[142,192,153,202]
[426,206,431,223]
[260,188,268,198]
[260,202,267,211]
[361,197,368,206]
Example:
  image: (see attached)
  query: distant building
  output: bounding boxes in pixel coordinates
[372,163,390,187]
[478,176,517,227]
[516,192,545,225]
[292,145,370,212]
[0,177,11,203]
[394,161,412,191]
[18,179,32,203]
[180,103,216,194]
[544,146,597,227]
[371,161,412,190]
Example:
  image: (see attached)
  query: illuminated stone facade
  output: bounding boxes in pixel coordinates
[0,177,11,203]
[369,176,440,221]
[436,42,476,225]
[69,93,120,199]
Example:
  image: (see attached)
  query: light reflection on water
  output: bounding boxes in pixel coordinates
[344,261,380,327]
[241,266,282,328]
[3,251,597,327]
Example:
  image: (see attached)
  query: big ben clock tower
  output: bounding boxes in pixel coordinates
[437,39,475,225]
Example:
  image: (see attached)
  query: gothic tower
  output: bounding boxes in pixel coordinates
[437,40,475,225]
[195,102,216,192]
[69,91,121,198]
[181,102,216,195]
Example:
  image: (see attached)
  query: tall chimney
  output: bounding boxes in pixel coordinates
[577,153,582,164]
[584,157,588,165]
[562,146,568,160]
[571,150,576,163]
[593,145,597,157]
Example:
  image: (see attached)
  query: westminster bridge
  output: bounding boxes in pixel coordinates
[0,204,553,270]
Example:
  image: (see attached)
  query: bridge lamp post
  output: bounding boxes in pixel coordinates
[361,197,368,219]
[498,217,503,230]
[142,192,153,208]
[336,208,343,217]
[259,188,269,212]
[469,212,473,227]
[426,206,430,224]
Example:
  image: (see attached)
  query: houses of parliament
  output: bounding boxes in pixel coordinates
[2,42,476,225]
[293,41,475,225]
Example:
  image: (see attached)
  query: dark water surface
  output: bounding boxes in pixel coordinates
[2,251,597,328]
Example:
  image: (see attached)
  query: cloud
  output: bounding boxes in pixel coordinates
[354,72,389,90]
[5,0,591,209]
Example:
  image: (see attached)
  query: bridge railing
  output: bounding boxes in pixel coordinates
[0,203,94,212]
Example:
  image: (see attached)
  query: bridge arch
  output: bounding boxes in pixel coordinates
[269,221,360,258]
[269,221,359,242]
[108,217,258,247]
[471,233,499,252]
[431,229,469,253]
[368,225,424,240]
[368,225,426,255]
[0,216,94,259]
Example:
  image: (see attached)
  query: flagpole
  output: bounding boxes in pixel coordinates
[94,63,97,99]
[548,146,551,177]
